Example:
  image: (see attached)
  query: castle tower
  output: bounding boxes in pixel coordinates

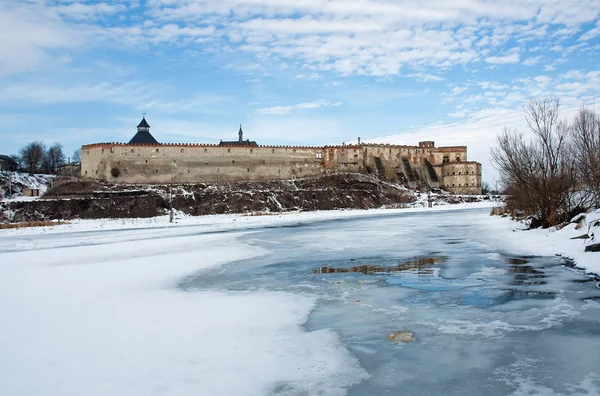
[128,115,159,144]
[238,124,243,142]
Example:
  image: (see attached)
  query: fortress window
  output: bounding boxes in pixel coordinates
[131,149,134,153]
[456,157,460,162]
[145,160,148,163]
[155,169,158,173]
[293,149,296,152]
[250,149,253,153]
[316,153,322,159]
[95,170,98,175]
[181,149,184,153]
[85,171,88,175]
[272,149,275,153]
[443,156,449,163]
[227,149,231,153]
[86,151,89,155]
[247,168,250,172]
[466,183,469,186]
[101,149,104,154]
[232,160,235,164]
[452,172,455,175]
[156,149,160,153]
[204,149,207,153]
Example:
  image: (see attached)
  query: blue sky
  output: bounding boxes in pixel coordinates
[1,0,600,182]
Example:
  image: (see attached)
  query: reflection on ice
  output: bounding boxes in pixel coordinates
[312,256,443,274]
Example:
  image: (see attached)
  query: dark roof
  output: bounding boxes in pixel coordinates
[137,117,150,128]
[219,140,258,147]
[0,155,17,167]
[128,131,159,144]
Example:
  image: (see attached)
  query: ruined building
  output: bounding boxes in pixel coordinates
[81,117,482,194]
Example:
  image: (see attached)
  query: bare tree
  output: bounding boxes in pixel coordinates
[491,97,576,228]
[20,142,46,175]
[570,107,600,208]
[43,143,66,173]
[481,181,491,194]
[72,149,81,165]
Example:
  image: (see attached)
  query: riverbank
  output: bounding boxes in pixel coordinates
[1,173,501,223]
[481,209,600,278]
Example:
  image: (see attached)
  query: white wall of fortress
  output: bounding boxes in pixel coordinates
[81,141,482,194]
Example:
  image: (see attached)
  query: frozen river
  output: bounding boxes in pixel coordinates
[1,207,600,395]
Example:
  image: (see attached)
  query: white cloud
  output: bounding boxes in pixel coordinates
[256,100,342,115]
[579,21,600,41]
[406,72,444,82]
[485,49,520,64]
[522,55,542,66]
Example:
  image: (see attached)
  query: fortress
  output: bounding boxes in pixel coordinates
[81,117,482,195]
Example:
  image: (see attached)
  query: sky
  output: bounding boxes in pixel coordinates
[1,0,600,183]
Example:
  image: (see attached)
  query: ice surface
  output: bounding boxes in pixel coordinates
[1,205,599,395]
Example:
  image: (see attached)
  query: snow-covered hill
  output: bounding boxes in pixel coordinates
[0,172,55,200]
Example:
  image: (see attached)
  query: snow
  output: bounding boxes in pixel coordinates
[0,230,366,396]
[1,202,599,395]
[475,209,600,277]
[0,171,54,200]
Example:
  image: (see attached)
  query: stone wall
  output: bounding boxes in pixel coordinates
[440,162,482,195]
[82,143,326,183]
[81,140,482,194]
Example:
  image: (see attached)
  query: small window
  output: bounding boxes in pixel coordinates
[86,151,90,155]
[316,153,322,159]
[227,149,231,153]
[272,149,275,153]
[453,172,455,175]
[145,160,148,163]
[131,149,134,153]
[155,169,158,173]
[250,149,253,153]
[247,168,250,172]
[181,149,184,153]
[156,149,159,153]
[85,171,88,175]
[204,149,207,153]
[232,160,235,164]
[101,149,104,154]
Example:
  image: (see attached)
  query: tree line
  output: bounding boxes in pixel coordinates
[9,142,81,175]
[491,97,600,228]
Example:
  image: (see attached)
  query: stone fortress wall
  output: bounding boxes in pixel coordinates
[82,140,482,195]
[81,119,481,194]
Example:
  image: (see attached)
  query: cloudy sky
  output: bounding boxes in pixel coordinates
[1,0,600,182]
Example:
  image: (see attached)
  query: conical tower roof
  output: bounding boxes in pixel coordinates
[128,116,159,144]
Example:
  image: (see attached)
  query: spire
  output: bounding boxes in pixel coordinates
[137,114,150,132]
[129,115,159,145]
[238,124,243,142]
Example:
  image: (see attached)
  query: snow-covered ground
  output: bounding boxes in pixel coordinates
[1,203,599,395]
[0,171,54,200]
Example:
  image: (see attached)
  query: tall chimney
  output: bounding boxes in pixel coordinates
[358,137,361,144]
